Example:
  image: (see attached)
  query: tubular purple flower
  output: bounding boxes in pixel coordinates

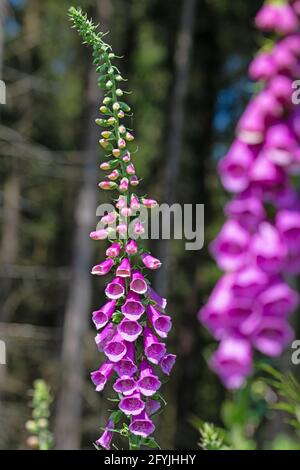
[129,412,155,438]
[95,323,115,352]
[125,239,138,255]
[117,318,143,342]
[90,229,108,240]
[257,281,299,318]
[103,334,127,363]
[91,362,114,392]
[130,270,148,294]
[106,242,121,258]
[91,258,114,276]
[252,317,294,357]
[218,140,256,193]
[141,253,162,270]
[143,326,166,365]
[113,376,137,396]
[105,277,125,300]
[145,399,161,416]
[114,342,137,377]
[95,419,114,450]
[119,392,145,416]
[146,305,172,338]
[121,291,145,320]
[137,360,161,397]
[116,257,131,278]
[160,353,176,376]
[147,286,167,310]
[92,300,116,329]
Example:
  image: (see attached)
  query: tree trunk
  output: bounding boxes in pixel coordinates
[155,0,196,296]
[54,0,112,450]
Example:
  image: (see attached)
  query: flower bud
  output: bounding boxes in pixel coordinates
[118,138,126,149]
[119,125,126,134]
[134,222,145,235]
[123,152,131,163]
[108,170,120,181]
[117,223,128,235]
[100,160,119,171]
[118,110,125,119]
[99,139,112,150]
[112,148,121,158]
[108,117,116,125]
[101,131,112,139]
[116,89,123,96]
[90,229,109,240]
[27,436,39,450]
[116,75,123,82]
[106,80,113,89]
[99,181,117,190]
[103,97,111,105]
[126,163,135,175]
[95,118,109,127]
[101,212,117,225]
[108,53,115,59]
[130,175,139,186]
[113,102,121,111]
[130,194,140,210]
[121,207,132,217]
[125,132,134,141]
[119,177,129,192]
[142,198,158,208]
[25,420,38,433]
[100,106,108,114]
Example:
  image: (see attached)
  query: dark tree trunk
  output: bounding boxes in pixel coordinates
[155,0,196,297]
[54,0,112,450]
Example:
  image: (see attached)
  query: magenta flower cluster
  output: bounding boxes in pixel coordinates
[199,0,300,389]
[68,9,176,449]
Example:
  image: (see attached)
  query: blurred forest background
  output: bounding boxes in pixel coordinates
[1,0,300,450]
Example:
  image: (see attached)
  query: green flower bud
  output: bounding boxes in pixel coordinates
[108,53,115,59]
[95,118,109,127]
[103,97,111,105]
[25,420,38,433]
[101,131,112,139]
[116,89,123,97]
[100,106,108,114]
[116,75,123,82]
[108,117,116,125]
[112,102,120,111]
[106,80,113,89]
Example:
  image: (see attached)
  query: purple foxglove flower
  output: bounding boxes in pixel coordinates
[145,399,161,416]
[105,277,125,300]
[276,209,300,254]
[275,4,299,35]
[117,318,143,342]
[106,242,121,258]
[137,360,161,397]
[101,212,117,225]
[249,52,276,82]
[92,300,116,329]
[134,221,145,235]
[141,253,162,270]
[264,123,297,167]
[125,239,138,255]
[231,265,269,298]
[116,257,131,278]
[255,3,280,31]
[114,342,137,377]
[90,229,108,240]
[144,326,166,365]
[199,274,234,339]
[103,333,127,363]
[95,419,114,450]
[130,270,148,294]
[284,252,300,275]
[252,317,293,357]
[272,42,298,75]
[91,361,114,392]
[250,154,286,195]
[210,337,252,390]
[269,75,294,104]
[113,376,137,396]
[254,91,283,119]
[141,198,158,208]
[130,194,140,210]
[119,392,145,416]
[210,220,250,271]
[225,195,266,232]
[160,353,176,376]
[237,104,266,144]
[218,140,256,193]
[251,222,287,274]
[147,286,167,310]
[257,281,299,318]
[91,258,114,276]
[95,323,115,352]
[146,305,172,338]
[121,291,145,320]
[129,411,155,438]
[269,184,300,210]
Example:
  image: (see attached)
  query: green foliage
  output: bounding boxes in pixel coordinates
[198,422,229,450]
[260,364,300,432]
[25,380,54,450]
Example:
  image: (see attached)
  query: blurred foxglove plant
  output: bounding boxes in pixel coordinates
[25,380,54,450]
[69,7,176,450]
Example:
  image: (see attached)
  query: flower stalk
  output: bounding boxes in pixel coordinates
[69,7,175,450]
